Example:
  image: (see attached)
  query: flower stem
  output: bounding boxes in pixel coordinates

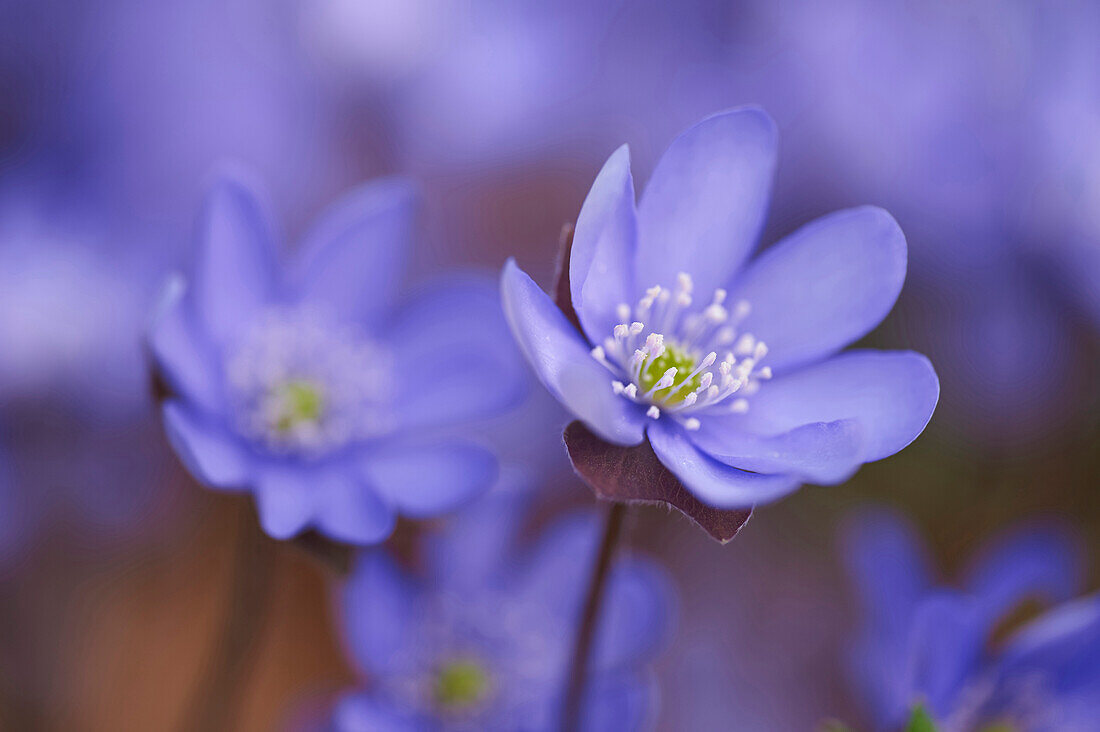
[178,501,276,732]
[562,501,627,732]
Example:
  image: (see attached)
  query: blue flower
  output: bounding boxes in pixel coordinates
[324,488,675,731]
[149,170,526,544]
[843,508,1100,731]
[501,108,939,509]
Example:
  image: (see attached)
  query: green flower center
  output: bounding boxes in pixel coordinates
[433,659,491,711]
[274,379,325,432]
[638,342,702,404]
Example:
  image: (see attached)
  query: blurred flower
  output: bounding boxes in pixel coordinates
[68,0,344,233]
[502,109,939,510]
[149,171,526,544]
[0,174,149,417]
[727,0,1098,443]
[843,508,1100,731]
[0,170,173,543]
[326,488,675,730]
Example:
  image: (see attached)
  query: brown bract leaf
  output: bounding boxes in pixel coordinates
[553,222,582,332]
[564,421,753,544]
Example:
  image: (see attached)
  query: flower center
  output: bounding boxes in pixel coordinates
[637,342,703,405]
[433,659,492,712]
[271,379,325,432]
[590,272,770,430]
[225,307,393,456]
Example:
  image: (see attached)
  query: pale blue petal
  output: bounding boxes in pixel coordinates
[516,511,601,617]
[192,170,278,346]
[577,671,655,732]
[729,207,907,372]
[963,524,1083,626]
[147,275,224,414]
[314,471,397,546]
[254,463,316,539]
[363,441,496,519]
[635,107,777,298]
[425,479,534,591]
[842,507,934,631]
[997,594,1100,697]
[723,350,939,463]
[903,593,985,723]
[501,261,646,446]
[594,557,676,671]
[389,272,528,432]
[688,418,864,485]
[571,144,638,345]
[294,177,419,328]
[647,421,800,508]
[161,401,251,490]
[340,552,420,677]
[329,691,425,731]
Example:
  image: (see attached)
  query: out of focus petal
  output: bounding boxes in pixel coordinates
[501,260,646,446]
[294,177,419,327]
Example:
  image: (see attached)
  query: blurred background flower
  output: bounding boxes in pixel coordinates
[321,489,674,730]
[0,0,1097,729]
[842,507,1098,730]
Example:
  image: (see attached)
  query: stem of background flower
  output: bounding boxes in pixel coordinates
[178,501,276,732]
[561,501,627,732]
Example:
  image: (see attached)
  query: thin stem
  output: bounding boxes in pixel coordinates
[178,502,276,732]
[561,502,627,732]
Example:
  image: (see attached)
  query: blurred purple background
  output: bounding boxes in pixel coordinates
[1,1,1097,729]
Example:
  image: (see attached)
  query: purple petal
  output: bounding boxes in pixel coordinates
[729,207,907,372]
[636,107,777,298]
[363,441,496,519]
[148,275,224,414]
[594,557,676,670]
[161,401,251,490]
[313,471,397,546]
[576,671,654,732]
[389,272,527,432]
[724,350,938,463]
[570,144,638,345]
[501,261,646,446]
[425,478,533,590]
[842,507,934,630]
[340,552,420,677]
[688,418,864,485]
[330,693,421,732]
[294,177,419,328]
[963,524,1083,626]
[904,593,985,721]
[647,421,801,509]
[254,463,316,539]
[192,170,278,346]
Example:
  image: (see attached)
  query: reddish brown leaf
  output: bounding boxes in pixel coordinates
[564,421,753,544]
[552,222,582,332]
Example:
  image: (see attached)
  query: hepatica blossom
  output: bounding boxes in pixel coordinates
[844,509,1100,731]
[326,489,674,730]
[501,108,939,510]
[149,171,525,544]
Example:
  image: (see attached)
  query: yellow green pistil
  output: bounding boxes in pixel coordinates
[638,343,701,404]
[433,659,490,711]
[274,379,325,432]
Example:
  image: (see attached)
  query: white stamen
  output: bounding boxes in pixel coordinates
[585,276,768,425]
